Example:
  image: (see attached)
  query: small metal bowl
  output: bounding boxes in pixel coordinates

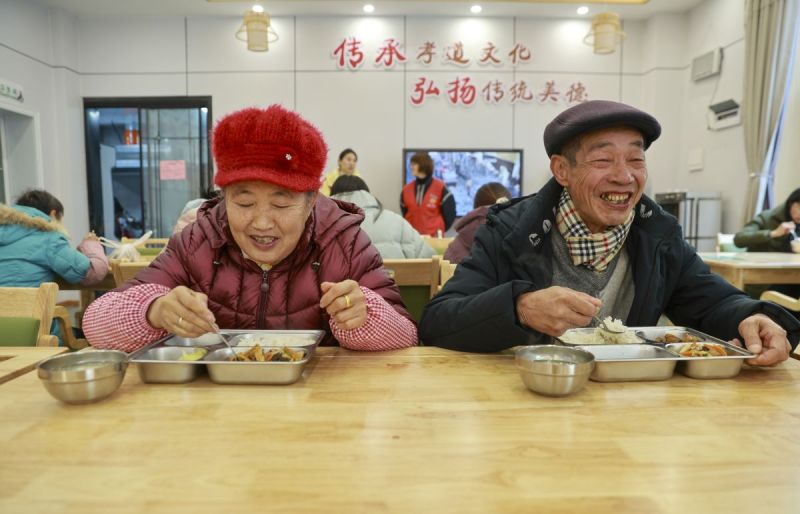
[37,350,128,404]
[515,345,595,397]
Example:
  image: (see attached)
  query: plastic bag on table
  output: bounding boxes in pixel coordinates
[98,230,153,262]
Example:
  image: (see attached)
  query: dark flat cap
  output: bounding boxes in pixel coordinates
[543,100,661,157]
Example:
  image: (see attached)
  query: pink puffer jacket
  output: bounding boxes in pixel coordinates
[120,196,411,344]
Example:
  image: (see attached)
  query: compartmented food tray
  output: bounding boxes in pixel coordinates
[575,344,678,382]
[128,329,324,385]
[575,326,755,381]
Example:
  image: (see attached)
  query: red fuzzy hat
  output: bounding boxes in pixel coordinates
[212,105,328,192]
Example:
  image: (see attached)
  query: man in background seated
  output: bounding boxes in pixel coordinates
[420,100,798,364]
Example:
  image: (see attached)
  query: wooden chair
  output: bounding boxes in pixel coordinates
[111,260,152,287]
[421,236,455,256]
[382,256,441,322]
[0,283,58,347]
[438,259,457,292]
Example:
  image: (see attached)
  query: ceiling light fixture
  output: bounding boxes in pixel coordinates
[583,12,625,54]
[576,6,589,16]
[470,5,482,14]
[363,4,375,13]
[235,4,278,52]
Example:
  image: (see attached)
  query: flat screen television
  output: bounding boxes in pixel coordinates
[402,149,523,217]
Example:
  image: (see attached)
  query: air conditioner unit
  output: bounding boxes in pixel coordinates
[708,99,741,130]
[692,48,723,81]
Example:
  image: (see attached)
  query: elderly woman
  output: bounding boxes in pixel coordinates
[83,105,417,353]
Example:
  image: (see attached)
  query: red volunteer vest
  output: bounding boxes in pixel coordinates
[402,178,446,236]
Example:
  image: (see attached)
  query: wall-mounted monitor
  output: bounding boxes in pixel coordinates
[402,149,523,217]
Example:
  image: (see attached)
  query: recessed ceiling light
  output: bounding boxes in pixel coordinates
[471,5,482,14]
[252,4,264,13]
[576,6,589,15]
[363,4,375,13]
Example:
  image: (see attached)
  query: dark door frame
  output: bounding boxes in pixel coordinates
[83,96,212,236]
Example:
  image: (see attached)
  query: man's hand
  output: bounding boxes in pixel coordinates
[730,314,792,366]
[320,280,367,331]
[515,286,602,337]
[146,286,216,338]
[770,221,796,239]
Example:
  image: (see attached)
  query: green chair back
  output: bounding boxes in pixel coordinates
[398,286,430,324]
[0,317,42,347]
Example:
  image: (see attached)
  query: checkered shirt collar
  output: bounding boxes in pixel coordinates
[555,189,634,272]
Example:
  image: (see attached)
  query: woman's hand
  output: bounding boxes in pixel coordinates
[146,286,216,337]
[320,280,367,331]
[770,221,796,239]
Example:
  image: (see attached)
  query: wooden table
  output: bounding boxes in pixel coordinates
[1,346,799,513]
[0,347,68,385]
[699,251,800,290]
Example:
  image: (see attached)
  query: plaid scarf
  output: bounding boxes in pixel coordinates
[555,189,634,272]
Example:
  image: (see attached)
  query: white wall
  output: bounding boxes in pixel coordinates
[1,0,796,239]
[0,0,85,241]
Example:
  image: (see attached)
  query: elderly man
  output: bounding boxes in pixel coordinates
[419,100,798,365]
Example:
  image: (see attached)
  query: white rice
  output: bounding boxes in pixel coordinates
[560,317,640,345]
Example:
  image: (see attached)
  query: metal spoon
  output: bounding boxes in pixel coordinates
[592,315,624,334]
[211,323,239,361]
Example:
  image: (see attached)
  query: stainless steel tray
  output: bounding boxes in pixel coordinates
[664,341,753,379]
[132,346,204,383]
[557,327,643,346]
[163,329,323,349]
[634,326,726,345]
[129,329,324,385]
[576,344,678,382]
[203,347,312,385]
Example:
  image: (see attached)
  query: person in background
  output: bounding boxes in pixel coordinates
[173,187,221,235]
[83,105,417,353]
[734,187,800,252]
[330,175,435,259]
[0,189,108,287]
[400,152,456,236]
[444,182,511,264]
[320,148,360,196]
[734,187,800,300]
[420,100,797,365]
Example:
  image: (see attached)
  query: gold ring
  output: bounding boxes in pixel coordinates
[344,294,352,309]
[177,316,183,326]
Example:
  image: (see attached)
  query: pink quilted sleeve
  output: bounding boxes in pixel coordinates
[77,239,110,285]
[83,283,171,353]
[330,287,418,351]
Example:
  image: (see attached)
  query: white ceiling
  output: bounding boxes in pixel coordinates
[36,0,705,20]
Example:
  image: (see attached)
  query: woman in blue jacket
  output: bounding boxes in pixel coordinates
[0,189,108,287]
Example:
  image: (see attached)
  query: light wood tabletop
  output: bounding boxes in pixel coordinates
[699,251,800,290]
[0,347,68,385]
[1,346,799,514]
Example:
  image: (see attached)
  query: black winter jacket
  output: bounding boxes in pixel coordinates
[419,178,800,352]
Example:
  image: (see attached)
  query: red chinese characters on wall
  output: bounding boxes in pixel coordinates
[375,38,407,68]
[330,37,588,107]
[478,43,502,66]
[444,42,470,66]
[416,41,437,65]
[447,77,477,105]
[333,37,365,70]
[482,80,505,104]
[508,43,532,65]
[410,77,442,106]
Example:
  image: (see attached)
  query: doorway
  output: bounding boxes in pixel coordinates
[83,97,212,238]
